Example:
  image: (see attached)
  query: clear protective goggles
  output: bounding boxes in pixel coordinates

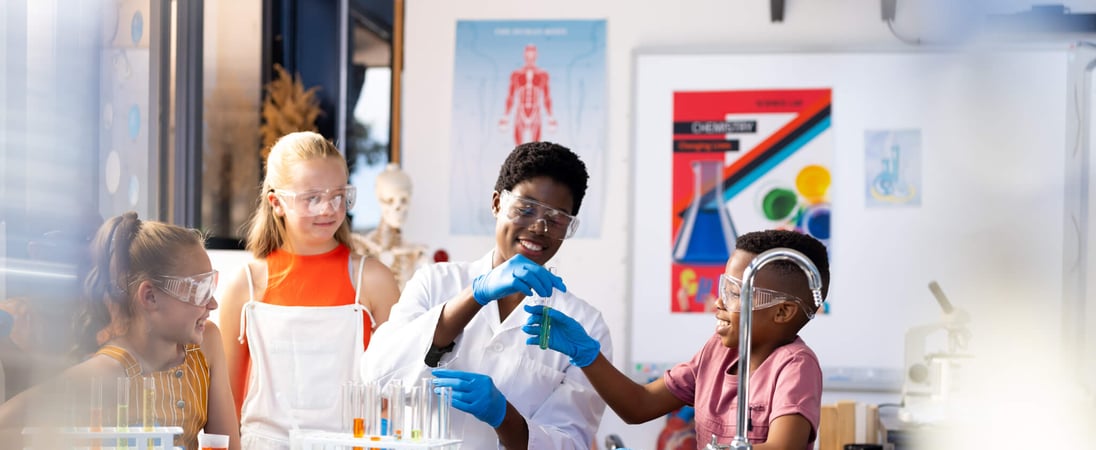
[499,190,580,240]
[154,270,218,307]
[718,274,815,320]
[274,185,357,217]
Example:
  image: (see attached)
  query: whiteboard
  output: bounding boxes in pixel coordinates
[629,47,1071,380]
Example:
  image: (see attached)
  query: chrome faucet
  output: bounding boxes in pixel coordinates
[706,248,824,450]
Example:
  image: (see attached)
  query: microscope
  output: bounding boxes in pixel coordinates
[898,281,973,424]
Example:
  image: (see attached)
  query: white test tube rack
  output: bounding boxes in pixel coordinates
[22,426,184,449]
[289,429,461,450]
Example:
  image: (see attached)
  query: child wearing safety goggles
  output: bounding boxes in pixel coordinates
[217,131,400,449]
[0,211,241,450]
[523,229,830,450]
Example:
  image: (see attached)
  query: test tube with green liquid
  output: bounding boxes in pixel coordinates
[538,267,557,349]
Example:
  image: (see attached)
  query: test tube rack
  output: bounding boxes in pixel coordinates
[289,429,461,450]
[22,426,184,449]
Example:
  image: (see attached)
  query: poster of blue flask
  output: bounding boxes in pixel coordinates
[670,89,833,313]
[865,129,922,207]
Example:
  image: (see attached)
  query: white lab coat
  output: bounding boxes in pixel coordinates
[362,251,613,449]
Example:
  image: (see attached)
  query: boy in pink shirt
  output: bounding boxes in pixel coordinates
[524,229,829,450]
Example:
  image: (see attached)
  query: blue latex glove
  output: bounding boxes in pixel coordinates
[522,304,601,368]
[471,254,566,305]
[431,369,508,428]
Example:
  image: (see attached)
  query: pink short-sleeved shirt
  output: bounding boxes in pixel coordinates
[664,335,822,450]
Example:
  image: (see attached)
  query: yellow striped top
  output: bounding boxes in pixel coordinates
[96,344,210,450]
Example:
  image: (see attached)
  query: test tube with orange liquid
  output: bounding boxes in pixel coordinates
[89,377,102,450]
[351,383,365,450]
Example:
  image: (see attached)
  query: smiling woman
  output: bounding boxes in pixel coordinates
[361,141,613,450]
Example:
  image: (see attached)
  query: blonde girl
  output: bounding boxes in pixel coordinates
[218,131,399,449]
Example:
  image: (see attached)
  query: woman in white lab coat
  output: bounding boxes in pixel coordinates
[362,141,612,449]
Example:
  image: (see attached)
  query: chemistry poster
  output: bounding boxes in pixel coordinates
[448,20,607,238]
[671,89,833,313]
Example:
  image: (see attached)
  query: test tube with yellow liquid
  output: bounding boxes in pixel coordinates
[142,376,155,449]
[409,382,429,441]
[117,377,130,449]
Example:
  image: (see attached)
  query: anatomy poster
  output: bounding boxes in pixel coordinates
[448,20,607,237]
[671,89,833,313]
[865,129,922,208]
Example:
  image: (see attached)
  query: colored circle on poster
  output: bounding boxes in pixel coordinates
[131,11,143,45]
[128,105,140,140]
[795,165,831,202]
[761,187,797,221]
[129,175,141,207]
[801,206,830,241]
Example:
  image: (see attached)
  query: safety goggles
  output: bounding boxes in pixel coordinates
[499,190,580,240]
[718,274,814,320]
[154,270,218,307]
[273,185,357,217]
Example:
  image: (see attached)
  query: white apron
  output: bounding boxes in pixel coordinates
[238,256,373,450]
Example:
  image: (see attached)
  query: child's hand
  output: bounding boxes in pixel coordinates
[522,304,601,367]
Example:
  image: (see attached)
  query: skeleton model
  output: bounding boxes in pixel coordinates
[353,164,427,290]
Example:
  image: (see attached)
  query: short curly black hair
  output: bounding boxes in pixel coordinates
[735,229,830,300]
[493,141,589,215]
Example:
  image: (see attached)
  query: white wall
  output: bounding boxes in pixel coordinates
[398,1,1095,448]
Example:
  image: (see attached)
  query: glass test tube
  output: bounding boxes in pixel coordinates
[89,376,102,450]
[142,376,154,430]
[341,382,353,433]
[386,380,403,440]
[364,380,381,440]
[117,377,130,449]
[89,376,103,431]
[538,267,558,349]
[436,385,452,440]
[142,376,155,449]
[351,383,365,450]
[409,384,427,441]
